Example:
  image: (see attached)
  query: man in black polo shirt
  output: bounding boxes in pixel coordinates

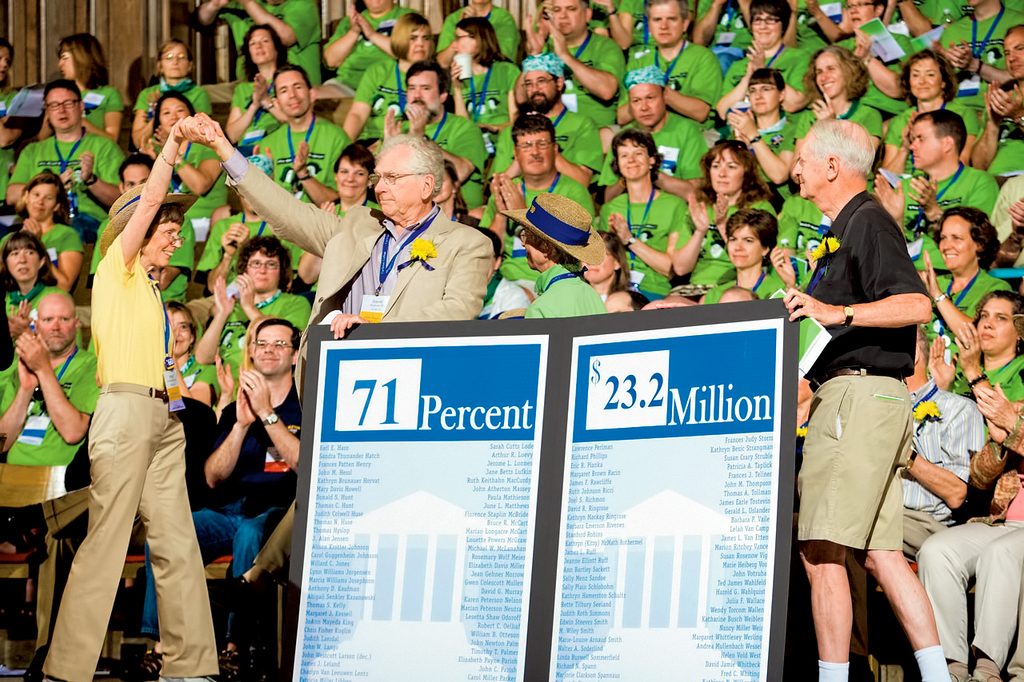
[783,120,946,682]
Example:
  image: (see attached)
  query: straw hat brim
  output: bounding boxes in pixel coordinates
[500,207,606,267]
[99,184,198,258]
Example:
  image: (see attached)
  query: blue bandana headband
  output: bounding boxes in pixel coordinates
[625,65,667,90]
[522,52,566,79]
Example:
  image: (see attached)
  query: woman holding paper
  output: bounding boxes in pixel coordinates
[882,50,979,174]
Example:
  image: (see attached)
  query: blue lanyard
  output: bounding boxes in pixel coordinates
[54,346,79,382]
[521,173,561,199]
[395,63,407,113]
[552,108,568,129]
[287,115,316,161]
[766,45,785,68]
[946,269,980,308]
[54,129,85,173]
[468,66,494,122]
[242,211,267,236]
[971,4,1005,59]
[752,270,766,294]
[573,32,592,60]
[913,384,939,412]
[541,270,580,294]
[655,42,686,82]
[377,209,439,292]
[723,0,739,27]
[625,188,655,260]
[431,111,448,142]
[148,274,173,362]
[641,0,649,45]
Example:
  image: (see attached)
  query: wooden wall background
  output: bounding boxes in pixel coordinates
[0,0,529,97]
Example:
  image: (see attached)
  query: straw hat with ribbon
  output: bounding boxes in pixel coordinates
[500,194,605,266]
[99,184,198,258]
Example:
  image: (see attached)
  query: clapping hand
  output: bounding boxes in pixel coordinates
[215,354,235,401]
[221,222,248,257]
[953,320,983,379]
[608,213,632,244]
[908,175,940,222]
[293,140,310,177]
[687,193,711,234]
[239,370,273,419]
[941,41,972,70]
[873,171,905,221]
[771,247,797,289]
[811,95,836,121]
[727,109,758,143]
[8,301,31,339]
[920,250,941,300]
[974,383,1019,433]
[79,152,95,184]
[927,336,955,390]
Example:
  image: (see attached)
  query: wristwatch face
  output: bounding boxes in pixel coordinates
[263,413,279,425]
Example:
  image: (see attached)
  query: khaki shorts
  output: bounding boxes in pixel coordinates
[797,374,912,551]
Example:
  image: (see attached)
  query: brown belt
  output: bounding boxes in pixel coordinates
[809,367,905,392]
[102,383,169,403]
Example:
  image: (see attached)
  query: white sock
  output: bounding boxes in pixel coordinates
[819,660,849,682]
[914,645,948,682]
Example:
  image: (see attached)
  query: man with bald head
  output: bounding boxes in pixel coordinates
[0,291,97,467]
[782,120,944,682]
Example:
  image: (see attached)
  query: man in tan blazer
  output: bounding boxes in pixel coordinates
[181,114,493,390]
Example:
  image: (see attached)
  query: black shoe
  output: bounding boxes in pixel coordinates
[23,645,47,682]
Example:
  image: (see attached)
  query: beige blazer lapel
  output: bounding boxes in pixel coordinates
[384,213,454,315]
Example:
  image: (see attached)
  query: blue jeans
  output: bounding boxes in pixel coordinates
[140,499,283,642]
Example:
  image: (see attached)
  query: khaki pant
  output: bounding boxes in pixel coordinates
[44,388,218,681]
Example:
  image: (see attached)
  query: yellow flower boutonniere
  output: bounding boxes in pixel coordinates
[810,236,841,263]
[399,238,438,272]
[796,426,808,439]
[913,400,942,425]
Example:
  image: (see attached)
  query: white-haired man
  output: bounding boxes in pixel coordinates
[782,119,944,682]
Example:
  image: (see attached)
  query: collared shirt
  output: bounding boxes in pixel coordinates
[525,265,607,319]
[806,192,928,384]
[903,380,983,524]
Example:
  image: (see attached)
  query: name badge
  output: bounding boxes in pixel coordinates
[359,294,390,323]
[629,270,645,288]
[561,92,579,113]
[163,361,186,412]
[512,235,527,259]
[47,247,58,263]
[184,372,198,389]
[83,91,106,110]
[265,446,289,473]
[18,415,51,446]
[819,3,843,23]
[0,102,6,117]
[658,145,680,174]
[716,31,737,46]
[709,243,725,259]
[958,74,981,97]
[907,238,924,260]
[241,128,267,146]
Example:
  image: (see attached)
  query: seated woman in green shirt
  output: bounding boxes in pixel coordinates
[671,140,775,288]
[343,12,436,144]
[10,171,83,291]
[702,208,795,304]
[796,46,884,151]
[882,50,979,175]
[131,38,212,150]
[57,33,123,142]
[584,231,633,309]
[2,230,63,341]
[921,207,1009,350]
[166,301,217,407]
[225,24,289,156]
[449,18,520,138]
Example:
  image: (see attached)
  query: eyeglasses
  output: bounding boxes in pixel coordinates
[157,230,184,246]
[253,339,293,350]
[515,139,554,150]
[162,53,190,61]
[369,172,420,185]
[751,15,782,24]
[45,99,80,112]
[246,260,280,271]
[523,76,555,89]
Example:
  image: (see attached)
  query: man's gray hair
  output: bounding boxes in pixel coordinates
[377,134,445,198]
[803,120,875,179]
[647,0,689,20]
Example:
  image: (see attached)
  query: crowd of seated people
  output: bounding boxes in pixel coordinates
[1,0,1024,678]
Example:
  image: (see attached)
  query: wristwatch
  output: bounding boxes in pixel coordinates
[83,174,98,186]
[261,412,280,426]
[625,236,637,249]
[843,305,855,326]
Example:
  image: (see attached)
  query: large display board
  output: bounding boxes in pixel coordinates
[287,303,797,681]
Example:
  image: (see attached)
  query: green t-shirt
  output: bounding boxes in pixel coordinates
[0,347,99,467]
[549,31,626,127]
[836,35,912,116]
[884,101,982,174]
[456,61,520,127]
[326,6,413,90]
[1,225,83,264]
[0,91,14,208]
[943,6,1024,110]
[180,355,218,394]
[220,0,322,84]
[928,270,1010,348]
[491,108,604,177]
[132,82,213,115]
[597,190,690,297]
[794,100,884,140]
[688,199,777,286]
[353,59,406,141]
[697,0,752,51]
[905,0,968,25]
[91,218,196,302]
[483,174,596,283]
[82,85,125,132]
[525,264,607,318]
[231,81,284,153]
[597,113,708,186]
[986,116,1024,177]
[424,113,488,209]
[622,42,723,117]
[703,268,787,304]
[10,132,125,225]
[723,45,811,96]
[900,164,999,232]
[951,353,1024,400]
[196,212,305,279]
[437,6,521,62]
[723,114,800,197]
[217,291,312,374]
[792,0,829,52]
[261,116,350,203]
[5,285,66,318]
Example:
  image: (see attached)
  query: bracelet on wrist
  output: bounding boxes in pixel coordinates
[748,134,762,146]
[968,374,988,389]
[82,174,98,186]
[906,450,918,471]
[160,151,175,166]
[295,172,311,182]
[933,293,948,305]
